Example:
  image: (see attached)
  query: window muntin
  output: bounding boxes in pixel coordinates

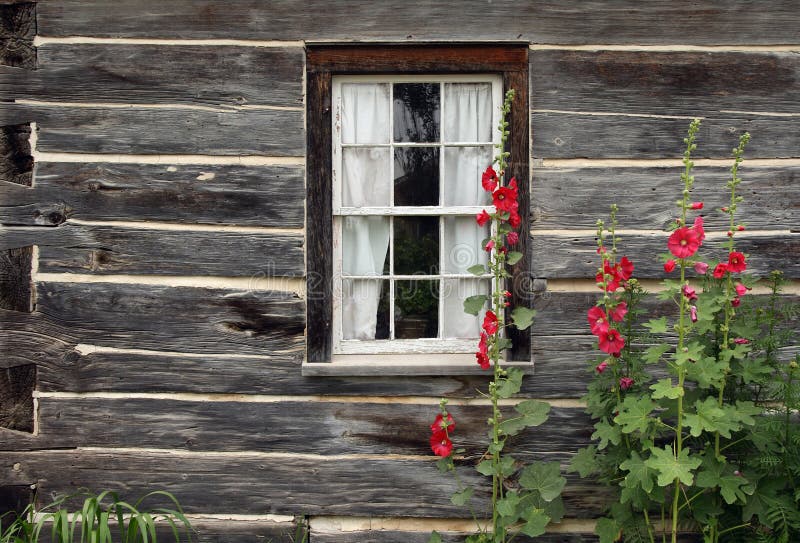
[331,75,503,355]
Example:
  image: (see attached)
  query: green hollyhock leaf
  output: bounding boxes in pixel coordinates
[511,306,537,331]
[476,459,494,477]
[643,343,670,364]
[737,358,774,385]
[450,486,473,506]
[496,491,520,519]
[500,455,517,477]
[427,531,442,543]
[519,461,566,501]
[697,469,753,505]
[498,399,549,436]
[463,294,488,315]
[520,509,549,538]
[614,396,657,434]
[436,457,452,473]
[684,397,728,437]
[467,264,487,276]
[568,445,599,478]
[594,517,622,543]
[506,251,523,265]
[496,367,524,401]
[644,445,701,487]
[644,317,667,334]
[620,451,656,493]
[733,400,762,426]
[674,341,706,367]
[685,356,727,388]
[592,419,622,450]
[650,378,683,400]
[742,477,787,525]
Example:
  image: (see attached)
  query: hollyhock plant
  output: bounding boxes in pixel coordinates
[694,261,709,274]
[619,377,634,390]
[668,227,701,258]
[588,306,609,335]
[609,301,628,322]
[481,165,498,192]
[713,262,728,278]
[664,259,677,273]
[727,251,747,273]
[598,328,625,356]
[476,209,491,227]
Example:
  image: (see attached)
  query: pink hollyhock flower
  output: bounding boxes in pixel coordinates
[430,413,455,434]
[598,328,625,356]
[619,377,634,391]
[492,187,518,212]
[735,283,748,296]
[596,361,609,374]
[682,284,698,301]
[484,240,494,252]
[734,338,750,345]
[731,297,741,308]
[610,302,628,322]
[690,202,704,210]
[694,261,709,274]
[668,227,701,258]
[481,166,498,192]
[476,210,491,227]
[664,259,677,273]
[694,216,706,242]
[430,431,453,457]
[587,306,609,336]
[482,310,499,335]
[506,231,519,245]
[617,256,635,281]
[728,252,747,273]
[690,305,698,322]
[713,263,728,279]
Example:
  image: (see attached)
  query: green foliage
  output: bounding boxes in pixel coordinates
[569,122,800,543]
[0,490,192,543]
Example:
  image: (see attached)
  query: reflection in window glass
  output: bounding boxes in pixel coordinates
[394,216,439,275]
[394,147,439,206]
[395,279,439,339]
[393,83,440,143]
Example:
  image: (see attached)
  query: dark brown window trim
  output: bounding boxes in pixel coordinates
[306,43,530,363]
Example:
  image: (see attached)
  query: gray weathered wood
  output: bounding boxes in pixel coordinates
[0,246,32,311]
[35,1,800,45]
[0,123,32,186]
[0,224,304,277]
[0,364,34,433]
[2,449,611,518]
[35,282,305,355]
[1,163,305,227]
[0,3,35,69]
[2,44,303,107]
[532,112,800,159]
[1,103,304,156]
[34,399,592,459]
[532,167,800,231]
[173,518,305,543]
[311,528,600,543]
[531,234,800,279]
[531,51,800,117]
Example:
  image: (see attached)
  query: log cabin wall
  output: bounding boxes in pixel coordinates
[1,1,799,541]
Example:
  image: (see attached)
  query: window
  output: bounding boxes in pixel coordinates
[305,45,530,373]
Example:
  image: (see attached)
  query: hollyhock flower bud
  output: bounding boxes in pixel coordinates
[664,259,677,273]
[727,231,733,237]
[476,210,491,227]
[734,338,750,345]
[690,202,704,210]
[732,297,741,307]
[713,262,728,279]
[508,211,521,229]
[682,284,698,301]
[693,216,705,242]
[735,283,747,296]
[737,225,745,231]
[694,261,709,274]
[506,231,519,245]
[503,290,512,298]
[619,377,634,390]
[484,240,494,252]
[721,207,729,212]
[690,305,698,322]
[595,361,609,374]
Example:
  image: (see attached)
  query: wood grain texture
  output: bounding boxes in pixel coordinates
[531,234,800,279]
[1,103,304,156]
[532,112,800,159]
[0,246,32,311]
[34,399,592,459]
[532,166,800,231]
[3,44,303,107]
[0,123,32,187]
[0,364,34,433]
[34,282,305,355]
[3,449,611,518]
[0,163,305,227]
[311,528,599,543]
[0,224,304,277]
[171,519,305,543]
[35,1,800,44]
[0,3,35,69]
[530,50,800,117]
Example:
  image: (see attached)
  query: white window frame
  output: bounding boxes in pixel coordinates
[330,74,503,359]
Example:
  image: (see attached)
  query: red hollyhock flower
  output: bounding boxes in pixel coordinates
[430,413,455,434]
[664,259,677,273]
[507,177,519,195]
[506,231,519,245]
[694,261,709,274]
[668,227,700,258]
[587,306,609,336]
[694,216,706,242]
[508,211,521,228]
[598,328,625,355]
[682,284,698,302]
[481,166,498,192]
[713,262,728,279]
[617,257,634,281]
[482,310,499,335]
[492,187,518,212]
[727,251,747,273]
[484,240,494,252]
[735,282,748,296]
[619,377,634,391]
[476,210,491,227]
[610,301,628,322]
[430,431,453,457]
[690,202,704,210]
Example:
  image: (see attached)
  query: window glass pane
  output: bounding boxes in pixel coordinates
[341,83,390,144]
[342,147,391,207]
[395,279,439,339]
[443,83,493,142]
[342,216,390,276]
[342,279,390,340]
[441,279,489,338]
[393,83,440,143]
[442,216,489,274]
[394,147,439,206]
[394,216,439,275]
[442,146,493,206]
